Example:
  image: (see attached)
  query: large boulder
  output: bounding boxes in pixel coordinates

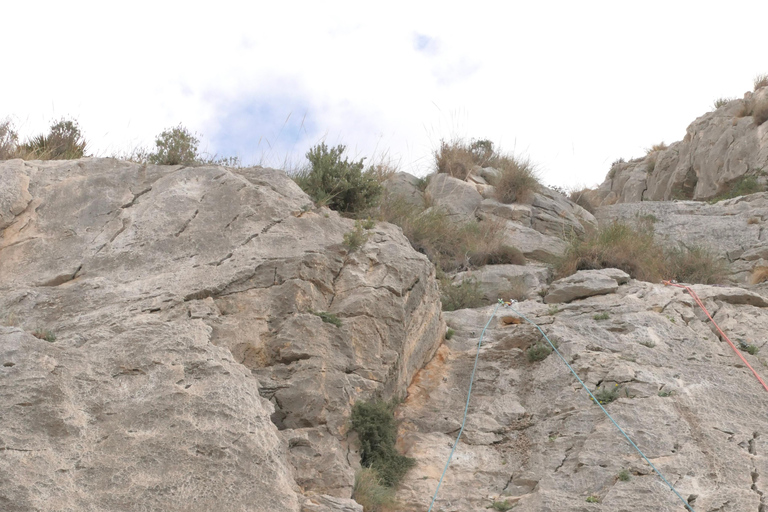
[544,268,630,304]
[0,158,444,509]
[425,172,482,223]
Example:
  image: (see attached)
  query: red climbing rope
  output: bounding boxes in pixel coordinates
[663,280,768,393]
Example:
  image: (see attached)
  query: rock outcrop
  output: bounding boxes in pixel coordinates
[0,158,443,510]
[594,86,768,205]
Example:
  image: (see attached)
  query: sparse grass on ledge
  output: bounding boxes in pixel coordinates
[754,73,768,91]
[709,175,763,203]
[556,221,727,285]
[750,266,768,285]
[713,97,735,109]
[352,468,398,512]
[1,118,87,160]
[568,187,596,214]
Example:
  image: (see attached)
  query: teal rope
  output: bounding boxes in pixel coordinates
[507,303,696,512]
[426,302,501,512]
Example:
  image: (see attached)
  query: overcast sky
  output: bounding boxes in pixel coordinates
[2,1,766,188]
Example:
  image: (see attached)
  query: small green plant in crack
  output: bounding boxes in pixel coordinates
[547,304,559,315]
[739,340,759,355]
[586,495,600,503]
[31,329,56,343]
[593,312,610,321]
[445,327,455,340]
[618,469,631,481]
[343,220,372,252]
[311,311,342,327]
[591,384,621,405]
[658,389,673,397]
[488,499,515,511]
[526,342,554,362]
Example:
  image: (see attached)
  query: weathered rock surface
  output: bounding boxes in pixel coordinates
[594,86,768,204]
[595,195,768,283]
[545,268,630,304]
[425,173,483,223]
[397,280,768,512]
[0,158,443,510]
[382,172,425,208]
[453,264,551,302]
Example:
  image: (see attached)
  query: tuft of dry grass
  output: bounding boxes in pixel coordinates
[490,156,540,204]
[377,197,525,272]
[557,222,728,284]
[750,267,768,285]
[568,187,596,214]
[434,139,483,180]
[714,97,735,109]
[17,118,87,160]
[352,468,398,512]
[645,142,668,154]
[0,118,19,160]
[754,97,768,126]
[748,217,761,225]
[754,73,768,91]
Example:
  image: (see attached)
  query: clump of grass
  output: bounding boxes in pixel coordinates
[31,329,56,342]
[547,304,559,315]
[147,124,200,165]
[665,245,726,285]
[352,468,398,512]
[556,222,666,282]
[568,188,596,214]
[750,266,768,285]
[489,499,515,511]
[0,118,19,159]
[293,143,382,213]
[709,175,763,202]
[17,118,87,160]
[748,217,761,225]
[350,399,415,488]
[754,73,768,91]
[646,142,668,154]
[526,342,553,362]
[434,139,483,180]
[592,384,621,405]
[311,310,342,327]
[593,312,610,321]
[445,327,455,340]
[377,197,522,272]
[439,274,484,312]
[586,495,600,503]
[714,97,735,109]
[490,156,540,204]
[658,389,673,397]
[618,469,631,482]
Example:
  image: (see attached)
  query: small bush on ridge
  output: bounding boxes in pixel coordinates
[293,143,382,213]
[17,118,87,160]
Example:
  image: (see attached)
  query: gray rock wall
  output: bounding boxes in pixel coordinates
[0,158,443,509]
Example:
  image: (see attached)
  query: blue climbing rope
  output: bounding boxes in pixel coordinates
[426,302,501,512]
[506,302,696,512]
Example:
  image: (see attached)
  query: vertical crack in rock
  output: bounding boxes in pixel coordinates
[120,187,152,209]
[174,209,199,237]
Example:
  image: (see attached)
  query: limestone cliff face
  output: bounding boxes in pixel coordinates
[594,86,768,205]
[0,158,443,510]
[396,272,768,512]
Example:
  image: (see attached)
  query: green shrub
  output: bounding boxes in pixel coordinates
[445,327,455,340]
[658,389,673,397]
[526,342,553,362]
[352,468,398,512]
[739,340,759,355]
[18,118,87,160]
[618,469,631,481]
[593,312,609,321]
[293,143,381,213]
[148,124,201,165]
[350,399,415,488]
[439,274,484,311]
[665,245,726,284]
[586,495,600,503]
[709,175,763,202]
[311,310,342,327]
